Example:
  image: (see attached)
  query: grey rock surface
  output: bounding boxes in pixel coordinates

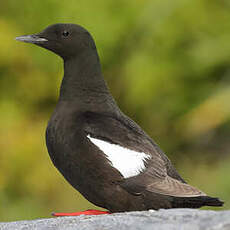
[0,209,230,230]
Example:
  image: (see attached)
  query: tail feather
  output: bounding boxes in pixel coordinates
[203,196,224,207]
[172,196,224,208]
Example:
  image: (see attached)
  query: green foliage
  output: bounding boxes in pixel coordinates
[0,0,229,221]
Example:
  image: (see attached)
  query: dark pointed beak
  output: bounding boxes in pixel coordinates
[15,34,48,44]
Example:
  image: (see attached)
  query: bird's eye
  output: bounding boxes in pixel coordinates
[62,31,69,37]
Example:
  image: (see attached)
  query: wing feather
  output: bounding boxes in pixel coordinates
[146,176,206,197]
[83,111,204,198]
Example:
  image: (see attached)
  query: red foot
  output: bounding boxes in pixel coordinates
[52,209,111,217]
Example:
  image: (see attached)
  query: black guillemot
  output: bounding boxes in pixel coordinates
[16,23,223,216]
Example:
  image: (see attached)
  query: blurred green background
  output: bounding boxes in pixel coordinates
[0,0,230,221]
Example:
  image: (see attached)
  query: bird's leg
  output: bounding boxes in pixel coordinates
[52,209,111,217]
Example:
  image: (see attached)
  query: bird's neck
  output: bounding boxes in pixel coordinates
[60,49,109,99]
[58,49,118,113]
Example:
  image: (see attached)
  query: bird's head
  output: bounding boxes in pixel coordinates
[16,23,96,60]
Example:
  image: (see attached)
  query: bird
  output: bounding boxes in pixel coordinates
[16,23,223,216]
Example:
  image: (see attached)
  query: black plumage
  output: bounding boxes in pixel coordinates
[16,23,223,212]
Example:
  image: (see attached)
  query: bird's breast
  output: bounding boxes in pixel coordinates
[45,114,81,167]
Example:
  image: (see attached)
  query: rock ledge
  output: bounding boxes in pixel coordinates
[0,209,230,230]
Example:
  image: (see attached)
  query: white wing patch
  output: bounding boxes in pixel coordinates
[87,135,151,178]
